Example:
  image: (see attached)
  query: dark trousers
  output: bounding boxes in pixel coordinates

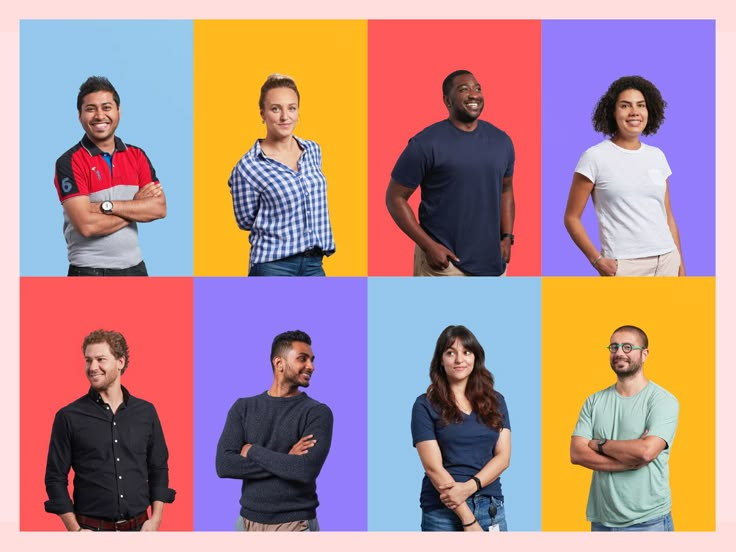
[68,260,148,277]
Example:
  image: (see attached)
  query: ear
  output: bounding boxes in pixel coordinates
[641,348,649,363]
[116,356,125,372]
[443,95,451,109]
[273,356,284,373]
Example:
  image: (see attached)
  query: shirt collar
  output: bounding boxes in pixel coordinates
[80,134,128,157]
[87,385,131,407]
[254,136,305,159]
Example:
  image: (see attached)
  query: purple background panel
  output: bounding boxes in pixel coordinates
[541,20,715,276]
[193,277,367,531]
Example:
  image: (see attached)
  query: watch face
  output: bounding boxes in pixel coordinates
[101,201,113,214]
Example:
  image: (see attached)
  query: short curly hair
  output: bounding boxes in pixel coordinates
[82,329,130,374]
[592,76,667,137]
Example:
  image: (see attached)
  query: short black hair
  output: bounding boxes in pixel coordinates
[270,330,312,370]
[611,325,649,349]
[442,69,473,97]
[77,76,120,112]
[592,75,666,137]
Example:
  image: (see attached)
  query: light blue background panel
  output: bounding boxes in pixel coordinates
[20,20,193,275]
[367,278,542,531]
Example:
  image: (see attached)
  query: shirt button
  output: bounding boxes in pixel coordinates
[116,458,120,462]
[114,439,118,443]
[120,494,124,498]
[113,422,116,426]
[119,476,122,480]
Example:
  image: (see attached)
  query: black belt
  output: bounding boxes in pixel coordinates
[76,511,148,531]
[300,247,324,257]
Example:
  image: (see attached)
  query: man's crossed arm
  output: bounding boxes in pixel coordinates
[570,431,667,472]
[63,182,166,238]
[216,403,334,484]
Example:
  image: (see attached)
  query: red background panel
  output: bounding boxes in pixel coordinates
[368,20,541,275]
[19,277,193,531]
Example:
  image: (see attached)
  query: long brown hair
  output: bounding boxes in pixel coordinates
[426,325,503,430]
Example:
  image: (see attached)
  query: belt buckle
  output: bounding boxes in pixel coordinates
[115,518,131,530]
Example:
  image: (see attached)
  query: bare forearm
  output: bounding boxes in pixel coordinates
[59,512,81,531]
[571,438,640,471]
[564,215,600,263]
[95,195,166,222]
[598,438,661,466]
[71,210,129,237]
[386,194,436,251]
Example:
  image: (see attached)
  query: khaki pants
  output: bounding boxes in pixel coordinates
[413,245,507,277]
[615,249,680,277]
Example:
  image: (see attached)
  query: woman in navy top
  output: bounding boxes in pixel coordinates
[411,325,511,531]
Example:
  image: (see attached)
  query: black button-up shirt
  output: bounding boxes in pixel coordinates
[44,386,175,520]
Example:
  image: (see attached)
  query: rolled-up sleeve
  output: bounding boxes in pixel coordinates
[44,411,75,514]
[147,406,176,503]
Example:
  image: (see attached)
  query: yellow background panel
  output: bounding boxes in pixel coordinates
[541,277,715,531]
[193,20,367,275]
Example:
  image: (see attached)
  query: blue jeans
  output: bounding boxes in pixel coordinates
[421,496,507,532]
[249,254,325,276]
[591,512,673,532]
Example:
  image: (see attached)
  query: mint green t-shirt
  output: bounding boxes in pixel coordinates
[573,381,679,527]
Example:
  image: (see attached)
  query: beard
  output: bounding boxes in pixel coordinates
[610,357,642,379]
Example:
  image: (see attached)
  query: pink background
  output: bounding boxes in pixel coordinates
[4,1,733,551]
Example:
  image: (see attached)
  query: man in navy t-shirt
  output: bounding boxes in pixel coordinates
[386,70,516,276]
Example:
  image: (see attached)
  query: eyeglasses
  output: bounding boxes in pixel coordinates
[606,343,644,353]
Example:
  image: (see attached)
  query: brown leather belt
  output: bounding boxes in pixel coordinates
[76,511,149,531]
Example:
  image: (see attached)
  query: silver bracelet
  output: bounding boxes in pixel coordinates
[592,255,603,268]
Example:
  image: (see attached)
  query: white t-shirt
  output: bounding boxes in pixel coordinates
[575,140,676,259]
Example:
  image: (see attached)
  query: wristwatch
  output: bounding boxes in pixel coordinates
[597,438,608,454]
[100,200,114,215]
[501,233,515,245]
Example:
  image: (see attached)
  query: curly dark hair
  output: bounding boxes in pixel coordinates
[426,325,504,430]
[592,76,667,137]
[82,329,129,374]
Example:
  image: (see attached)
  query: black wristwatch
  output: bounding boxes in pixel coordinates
[100,200,114,215]
[501,233,514,245]
[597,438,608,454]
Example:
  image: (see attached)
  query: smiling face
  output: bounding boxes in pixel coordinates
[85,341,124,393]
[261,87,299,140]
[444,73,484,126]
[78,90,120,151]
[278,341,315,389]
[609,329,648,379]
[613,88,648,142]
[441,337,475,384]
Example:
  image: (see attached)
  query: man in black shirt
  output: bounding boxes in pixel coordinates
[44,329,175,531]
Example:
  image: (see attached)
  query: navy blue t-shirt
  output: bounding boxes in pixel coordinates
[391,119,515,276]
[411,392,510,511]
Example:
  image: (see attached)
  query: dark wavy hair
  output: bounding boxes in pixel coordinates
[426,325,503,430]
[592,75,667,137]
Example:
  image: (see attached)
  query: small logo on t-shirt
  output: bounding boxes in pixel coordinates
[91,166,102,181]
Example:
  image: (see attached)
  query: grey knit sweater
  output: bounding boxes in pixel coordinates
[216,391,333,524]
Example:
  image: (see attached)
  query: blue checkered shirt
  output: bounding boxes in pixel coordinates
[228,137,336,268]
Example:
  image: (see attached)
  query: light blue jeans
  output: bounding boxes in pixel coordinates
[591,512,673,532]
[421,495,507,532]
[249,254,325,276]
